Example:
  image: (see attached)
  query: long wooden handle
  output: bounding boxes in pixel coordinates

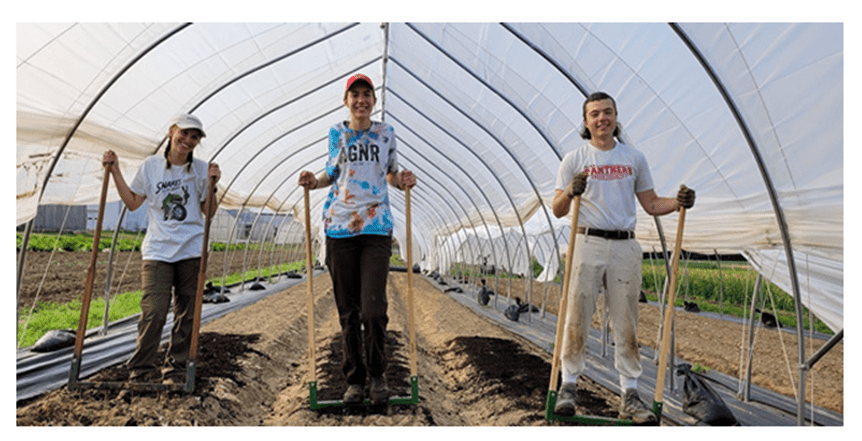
[548,195,581,392]
[405,187,418,377]
[304,186,316,383]
[653,207,687,403]
[73,165,112,357]
[189,175,217,361]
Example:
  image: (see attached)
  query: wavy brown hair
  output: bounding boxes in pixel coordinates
[579,92,620,140]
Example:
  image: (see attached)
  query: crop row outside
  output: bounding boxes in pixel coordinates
[17,232,299,253]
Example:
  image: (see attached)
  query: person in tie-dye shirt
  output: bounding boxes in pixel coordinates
[298,73,416,406]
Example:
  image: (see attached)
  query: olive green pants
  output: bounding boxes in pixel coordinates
[127,258,200,380]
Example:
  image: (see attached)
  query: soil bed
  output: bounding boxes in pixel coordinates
[16,252,843,425]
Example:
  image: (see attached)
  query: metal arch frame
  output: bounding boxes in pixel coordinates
[205,145,469,297]
[188,23,361,114]
[211,133,327,289]
[396,149,488,267]
[500,23,590,100]
[217,144,327,290]
[669,22,809,425]
[388,113,513,299]
[396,140,505,303]
[202,64,381,167]
[385,162,483,268]
[397,24,564,279]
[16,22,193,305]
[386,93,520,301]
[384,96,517,290]
[384,60,545,309]
[234,153,329,289]
[403,23,562,160]
[386,179,477,280]
[235,152,466,291]
[385,84,526,307]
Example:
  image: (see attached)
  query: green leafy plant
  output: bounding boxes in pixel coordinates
[691,363,711,374]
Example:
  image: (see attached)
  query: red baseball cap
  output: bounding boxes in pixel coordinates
[345,73,374,93]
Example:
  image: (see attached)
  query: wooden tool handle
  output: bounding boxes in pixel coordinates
[548,195,581,392]
[304,186,316,383]
[189,175,217,361]
[405,187,418,376]
[73,165,112,357]
[653,207,687,403]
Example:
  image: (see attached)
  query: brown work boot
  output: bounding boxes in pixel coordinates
[619,389,658,424]
[369,375,389,405]
[343,384,364,404]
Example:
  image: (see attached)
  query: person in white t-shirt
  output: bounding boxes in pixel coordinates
[102,114,220,384]
[298,74,416,405]
[552,92,695,423]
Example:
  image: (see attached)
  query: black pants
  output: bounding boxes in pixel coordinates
[325,234,391,385]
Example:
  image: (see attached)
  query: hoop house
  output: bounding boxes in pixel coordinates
[16,22,843,424]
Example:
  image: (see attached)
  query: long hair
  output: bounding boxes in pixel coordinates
[164,125,194,172]
[579,92,621,140]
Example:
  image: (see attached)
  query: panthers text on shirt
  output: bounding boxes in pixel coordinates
[584,164,634,180]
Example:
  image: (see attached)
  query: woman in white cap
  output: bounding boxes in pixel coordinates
[102,113,220,384]
[298,73,416,405]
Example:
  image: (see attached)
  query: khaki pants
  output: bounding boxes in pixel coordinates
[325,235,392,385]
[560,234,643,385]
[127,258,200,379]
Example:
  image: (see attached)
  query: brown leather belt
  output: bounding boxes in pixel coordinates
[577,227,635,240]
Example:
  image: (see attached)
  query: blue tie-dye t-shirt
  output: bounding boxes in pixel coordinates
[322,121,399,238]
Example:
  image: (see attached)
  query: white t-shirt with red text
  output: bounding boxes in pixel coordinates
[555,141,654,231]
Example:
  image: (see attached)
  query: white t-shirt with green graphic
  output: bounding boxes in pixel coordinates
[130,155,210,262]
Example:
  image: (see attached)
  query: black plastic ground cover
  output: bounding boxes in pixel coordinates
[16,273,315,403]
[431,276,843,427]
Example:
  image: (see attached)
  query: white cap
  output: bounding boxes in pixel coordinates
[171,113,206,137]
